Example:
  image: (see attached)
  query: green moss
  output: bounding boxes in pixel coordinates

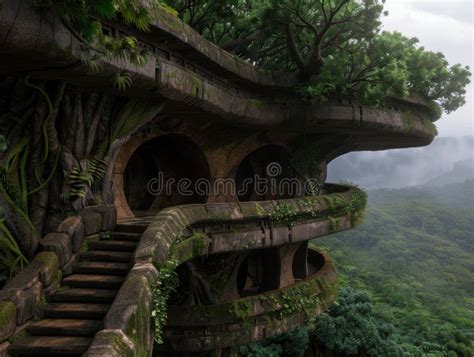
[328,216,340,232]
[35,252,58,272]
[38,292,48,307]
[323,193,346,209]
[80,240,89,253]
[232,300,253,320]
[98,331,134,357]
[255,203,266,216]
[171,233,209,263]
[421,118,438,136]
[0,301,16,335]
[190,73,203,97]
[158,3,179,17]
[8,328,29,344]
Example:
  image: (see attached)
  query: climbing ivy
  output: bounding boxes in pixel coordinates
[151,258,179,344]
[268,187,367,229]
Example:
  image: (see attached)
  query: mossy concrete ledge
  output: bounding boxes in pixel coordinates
[134,184,366,265]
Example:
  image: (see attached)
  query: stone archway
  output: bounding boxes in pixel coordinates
[234,144,296,202]
[114,134,210,218]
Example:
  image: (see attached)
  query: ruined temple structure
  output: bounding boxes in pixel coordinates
[0,2,437,356]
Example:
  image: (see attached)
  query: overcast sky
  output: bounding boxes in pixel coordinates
[381,0,473,137]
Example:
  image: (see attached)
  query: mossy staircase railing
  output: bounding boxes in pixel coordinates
[82,184,366,355]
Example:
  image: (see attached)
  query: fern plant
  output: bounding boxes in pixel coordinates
[114,73,133,91]
[29,0,163,90]
[89,158,107,181]
[65,167,94,199]
[64,158,108,200]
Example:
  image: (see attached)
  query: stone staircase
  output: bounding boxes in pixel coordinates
[8,220,149,356]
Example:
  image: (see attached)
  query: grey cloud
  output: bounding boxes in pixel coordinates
[410,1,473,25]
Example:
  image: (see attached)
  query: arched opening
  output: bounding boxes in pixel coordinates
[123,134,210,215]
[307,249,326,276]
[235,145,296,202]
[237,249,280,297]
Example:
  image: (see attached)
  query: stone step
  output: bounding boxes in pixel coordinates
[110,231,142,240]
[50,288,117,303]
[80,250,133,262]
[115,223,147,234]
[89,240,137,252]
[44,303,110,319]
[8,336,92,356]
[26,319,102,336]
[73,261,131,275]
[63,274,125,289]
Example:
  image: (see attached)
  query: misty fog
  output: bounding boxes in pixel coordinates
[327,136,474,189]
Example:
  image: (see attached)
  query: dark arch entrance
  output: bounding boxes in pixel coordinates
[124,134,210,215]
[237,249,281,297]
[235,145,295,202]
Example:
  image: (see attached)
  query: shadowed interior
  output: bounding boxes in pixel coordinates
[124,134,211,214]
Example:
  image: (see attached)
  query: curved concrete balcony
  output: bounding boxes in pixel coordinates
[159,248,336,352]
[133,184,366,264]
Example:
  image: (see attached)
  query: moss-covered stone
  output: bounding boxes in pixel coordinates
[0,301,17,342]
[33,252,59,287]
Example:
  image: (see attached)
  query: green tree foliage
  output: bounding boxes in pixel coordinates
[312,287,402,355]
[240,327,309,357]
[240,181,474,356]
[166,0,471,114]
[317,181,474,355]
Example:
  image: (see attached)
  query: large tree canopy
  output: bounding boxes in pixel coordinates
[165,0,471,115]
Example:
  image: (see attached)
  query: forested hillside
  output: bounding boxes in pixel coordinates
[316,180,474,355]
[241,180,474,356]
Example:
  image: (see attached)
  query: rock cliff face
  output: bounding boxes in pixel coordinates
[0,1,436,355]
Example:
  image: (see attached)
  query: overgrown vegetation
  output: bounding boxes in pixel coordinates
[151,258,179,344]
[165,0,471,115]
[245,181,474,355]
[319,183,474,355]
[30,0,174,88]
